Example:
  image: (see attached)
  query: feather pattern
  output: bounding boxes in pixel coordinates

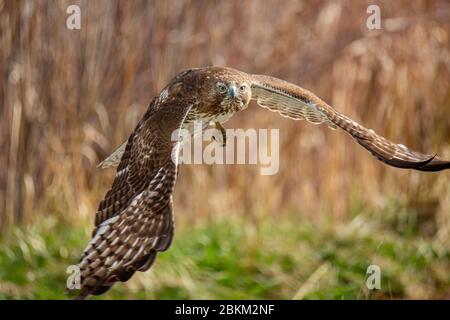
[72,66,449,300]
[250,74,450,171]
[72,66,252,299]
[74,95,193,299]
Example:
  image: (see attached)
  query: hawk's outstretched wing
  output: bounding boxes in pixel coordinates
[250,74,450,172]
[74,97,193,299]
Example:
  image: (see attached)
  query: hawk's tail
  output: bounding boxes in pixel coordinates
[97,142,127,169]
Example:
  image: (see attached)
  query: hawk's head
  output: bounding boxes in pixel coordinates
[190,67,252,113]
[214,77,251,112]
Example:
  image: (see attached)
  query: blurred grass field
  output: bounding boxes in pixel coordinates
[1,0,450,299]
[1,197,449,299]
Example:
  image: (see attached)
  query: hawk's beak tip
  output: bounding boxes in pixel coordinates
[229,86,237,98]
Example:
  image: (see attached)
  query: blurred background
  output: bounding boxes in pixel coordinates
[1,0,449,299]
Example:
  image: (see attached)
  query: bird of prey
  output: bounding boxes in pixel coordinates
[70,66,450,299]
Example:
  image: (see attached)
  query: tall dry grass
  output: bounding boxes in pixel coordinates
[1,0,449,239]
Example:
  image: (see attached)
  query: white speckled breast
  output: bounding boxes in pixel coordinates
[183,109,235,133]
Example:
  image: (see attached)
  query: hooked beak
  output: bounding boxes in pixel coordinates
[229,85,237,99]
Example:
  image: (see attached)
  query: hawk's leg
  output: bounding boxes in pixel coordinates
[212,122,226,147]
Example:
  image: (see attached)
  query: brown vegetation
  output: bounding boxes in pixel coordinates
[1,0,449,239]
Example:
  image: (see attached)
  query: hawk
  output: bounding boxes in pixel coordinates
[71,67,450,299]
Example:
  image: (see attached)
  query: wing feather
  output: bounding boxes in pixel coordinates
[250,74,450,172]
[72,96,193,299]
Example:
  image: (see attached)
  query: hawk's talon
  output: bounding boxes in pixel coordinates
[213,121,227,147]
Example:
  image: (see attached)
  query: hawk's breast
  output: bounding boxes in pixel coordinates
[183,109,235,133]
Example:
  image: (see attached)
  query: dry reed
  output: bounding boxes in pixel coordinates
[1,0,449,240]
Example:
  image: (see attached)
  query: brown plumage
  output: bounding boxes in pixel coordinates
[71,67,450,299]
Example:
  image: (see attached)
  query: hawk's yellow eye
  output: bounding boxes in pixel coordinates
[239,85,246,93]
[217,83,227,94]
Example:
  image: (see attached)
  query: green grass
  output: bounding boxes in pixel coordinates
[0,206,449,299]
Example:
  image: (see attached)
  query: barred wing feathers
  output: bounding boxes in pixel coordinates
[74,100,192,299]
[250,74,450,172]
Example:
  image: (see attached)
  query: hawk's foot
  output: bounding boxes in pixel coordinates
[212,122,226,147]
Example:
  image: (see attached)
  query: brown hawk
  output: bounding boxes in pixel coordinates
[71,67,450,299]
